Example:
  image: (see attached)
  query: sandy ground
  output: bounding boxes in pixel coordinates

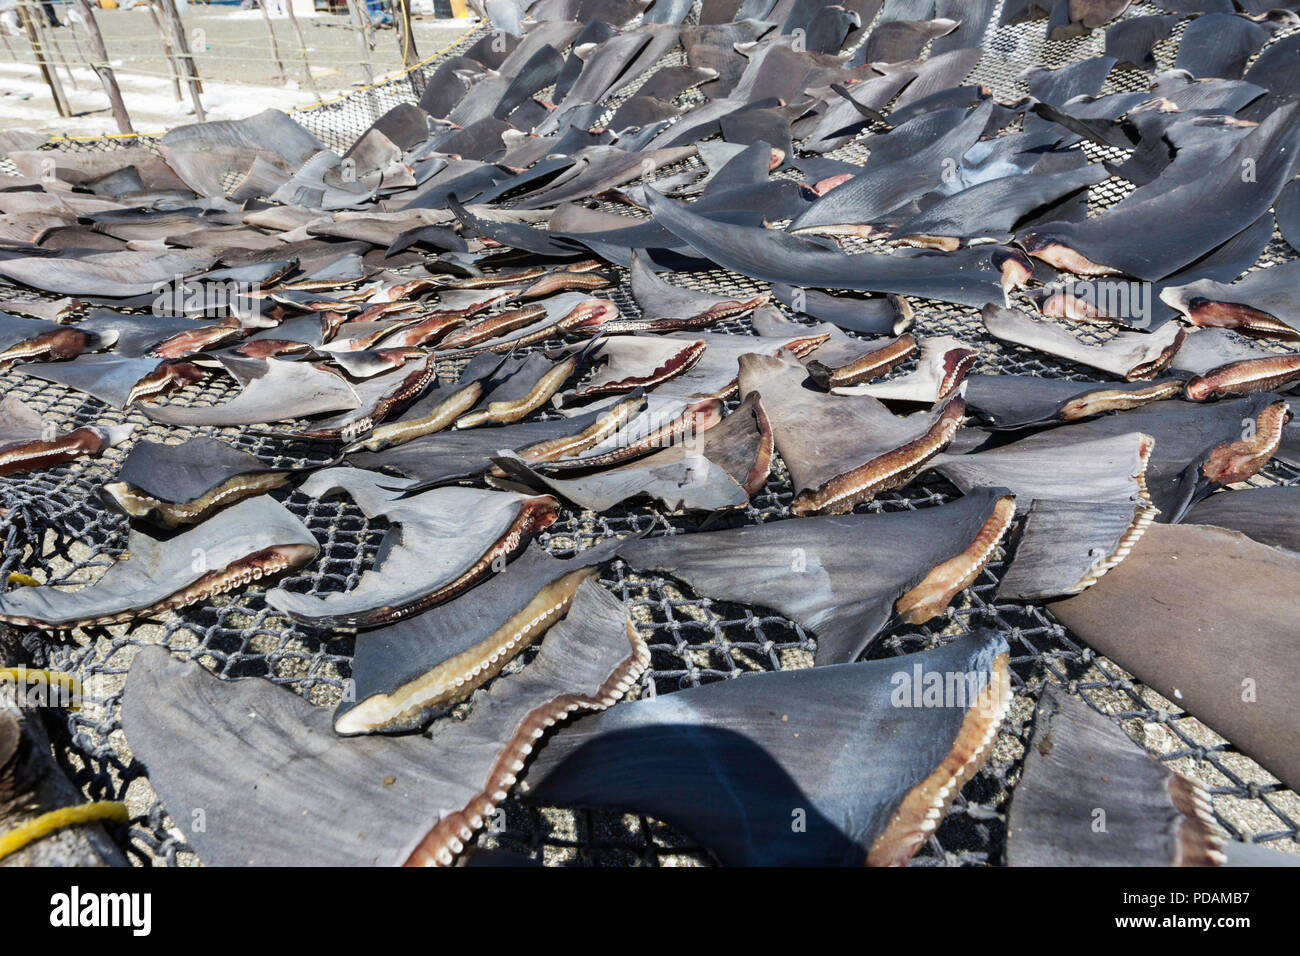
[0,5,475,137]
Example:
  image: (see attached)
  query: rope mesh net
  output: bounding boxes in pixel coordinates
[1,0,1297,867]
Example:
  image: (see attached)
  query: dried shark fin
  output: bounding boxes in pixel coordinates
[931,430,1154,508]
[648,328,829,402]
[344,393,647,490]
[830,335,977,402]
[997,498,1156,601]
[454,351,578,428]
[264,470,558,628]
[982,303,1185,381]
[142,357,361,426]
[281,353,440,441]
[736,350,966,515]
[963,373,1184,430]
[891,163,1111,248]
[0,312,108,370]
[786,101,994,237]
[619,487,1016,664]
[340,359,501,453]
[769,283,913,336]
[1161,259,1300,341]
[100,436,308,529]
[1004,687,1297,867]
[757,313,919,391]
[1017,104,1300,281]
[619,250,767,331]
[529,394,722,471]
[644,188,1005,308]
[522,629,1013,865]
[1050,522,1300,793]
[1171,327,1284,376]
[336,537,632,735]
[435,296,617,356]
[565,335,708,401]
[960,394,1291,522]
[490,393,770,511]
[0,396,133,478]
[0,496,318,630]
[1183,353,1300,402]
[493,451,746,512]
[1182,487,1300,556]
[15,354,205,409]
[0,251,218,299]
[120,579,648,867]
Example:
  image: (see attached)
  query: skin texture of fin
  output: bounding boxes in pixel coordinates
[1182,487,1300,555]
[120,579,648,866]
[263,470,559,628]
[619,487,1015,664]
[982,304,1185,381]
[645,189,1005,308]
[963,374,1183,430]
[1004,687,1285,867]
[997,498,1155,601]
[737,350,967,515]
[335,537,631,735]
[0,496,317,630]
[1050,522,1300,793]
[142,358,361,426]
[491,393,768,512]
[952,394,1290,522]
[1017,105,1300,281]
[0,395,133,478]
[522,629,1013,865]
[100,436,304,528]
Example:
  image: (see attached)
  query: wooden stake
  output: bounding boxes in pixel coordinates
[72,0,133,135]
[156,0,205,121]
[16,1,71,118]
[344,0,374,84]
[40,15,80,90]
[148,0,183,101]
[167,0,203,94]
[282,0,320,95]
[66,14,89,71]
[257,0,287,85]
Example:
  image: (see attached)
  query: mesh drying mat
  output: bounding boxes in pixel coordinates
[1,0,1298,867]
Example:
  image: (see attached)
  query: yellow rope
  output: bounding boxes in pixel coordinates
[400,0,411,72]
[0,802,129,861]
[6,572,41,587]
[0,668,83,709]
[45,19,480,143]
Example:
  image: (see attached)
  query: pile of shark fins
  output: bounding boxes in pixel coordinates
[0,0,1296,868]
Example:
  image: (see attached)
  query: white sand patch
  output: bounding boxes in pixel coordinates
[0,59,332,137]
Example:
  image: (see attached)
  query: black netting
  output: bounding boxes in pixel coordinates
[1,0,1297,867]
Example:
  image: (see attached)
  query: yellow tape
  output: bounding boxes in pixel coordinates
[0,802,129,861]
[0,668,83,709]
